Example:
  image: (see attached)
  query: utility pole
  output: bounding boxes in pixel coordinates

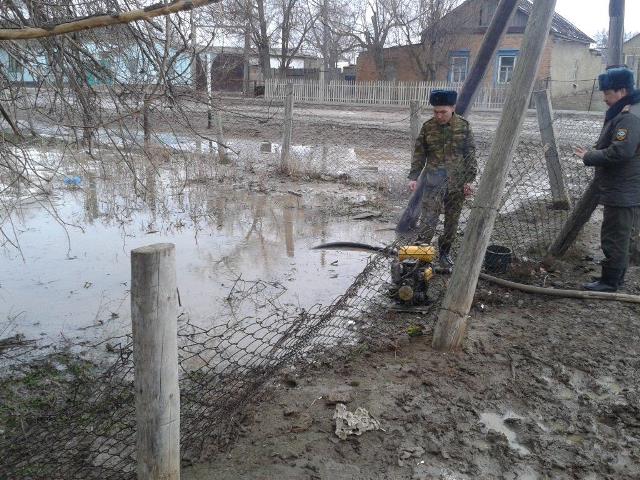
[433,0,559,352]
[607,0,625,65]
[546,0,625,260]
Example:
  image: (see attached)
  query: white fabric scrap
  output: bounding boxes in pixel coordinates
[333,403,381,440]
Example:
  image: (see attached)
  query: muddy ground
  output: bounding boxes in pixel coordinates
[184,259,640,480]
[176,100,640,480]
[6,98,638,479]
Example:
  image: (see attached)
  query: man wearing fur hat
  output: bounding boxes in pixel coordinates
[408,89,477,268]
[574,66,640,292]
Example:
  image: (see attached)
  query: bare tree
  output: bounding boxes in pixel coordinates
[391,0,463,80]
[275,0,317,75]
[333,0,402,81]
[306,0,358,73]
[255,0,275,79]
[0,0,226,252]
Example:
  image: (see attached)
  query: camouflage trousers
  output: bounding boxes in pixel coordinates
[418,168,465,255]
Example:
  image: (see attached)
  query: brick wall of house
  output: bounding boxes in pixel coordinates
[357,33,554,87]
[356,46,425,82]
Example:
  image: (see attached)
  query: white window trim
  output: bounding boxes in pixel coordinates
[449,56,469,83]
[497,55,516,84]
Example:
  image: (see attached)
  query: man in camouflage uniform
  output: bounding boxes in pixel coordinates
[575,66,640,292]
[408,89,477,268]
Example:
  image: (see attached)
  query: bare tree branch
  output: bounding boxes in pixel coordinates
[0,0,223,40]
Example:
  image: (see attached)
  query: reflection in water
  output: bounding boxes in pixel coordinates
[0,148,393,351]
[84,173,99,223]
[283,205,295,258]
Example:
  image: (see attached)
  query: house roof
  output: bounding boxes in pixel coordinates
[198,44,320,60]
[517,0,594,44]
[624,32,640,45]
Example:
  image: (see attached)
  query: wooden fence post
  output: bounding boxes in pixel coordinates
[131,243,180,480]
[216,108,227,162]
[319,68,325,103]
[533,89,570,209]
[432,0,558,352]
[409,101,421,148]
[281,83,294,174]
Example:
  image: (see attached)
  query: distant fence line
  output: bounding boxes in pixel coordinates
[264,79,508,110]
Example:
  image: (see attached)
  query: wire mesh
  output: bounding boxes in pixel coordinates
[1,54,604,478]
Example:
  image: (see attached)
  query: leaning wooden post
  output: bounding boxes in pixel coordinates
[131,243,180,480]
[547,0,625,260]
[409,101,421,148]
[432,0,558,352]
[455,0,520,116]
[533,89,570,209]
[546,181,600,258]
[281,83,294,174]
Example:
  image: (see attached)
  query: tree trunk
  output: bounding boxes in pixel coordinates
[256,0,271,80]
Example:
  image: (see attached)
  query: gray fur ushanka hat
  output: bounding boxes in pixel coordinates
[598,66,635,91]
[429,89,457,106]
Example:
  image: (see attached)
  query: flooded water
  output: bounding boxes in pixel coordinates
[0,147,394,351]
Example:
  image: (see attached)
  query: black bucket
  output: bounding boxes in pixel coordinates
[484,244,512,274]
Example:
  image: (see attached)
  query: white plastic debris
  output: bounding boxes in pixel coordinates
[333,403,381,440]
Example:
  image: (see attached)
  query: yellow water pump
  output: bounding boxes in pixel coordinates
[312,242,439,305]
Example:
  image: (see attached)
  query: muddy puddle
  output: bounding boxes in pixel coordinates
[21,118,409,191]
[0,147,395,356]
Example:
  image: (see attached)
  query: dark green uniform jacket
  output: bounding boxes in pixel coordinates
[408,113,477,187]
[583,90,640,207]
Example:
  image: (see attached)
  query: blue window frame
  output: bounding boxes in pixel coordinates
[448,50,470,83]
[496,49,519,84]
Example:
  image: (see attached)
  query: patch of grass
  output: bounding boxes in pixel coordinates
[0,351,96,436]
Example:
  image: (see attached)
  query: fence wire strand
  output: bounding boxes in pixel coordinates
[0,77,604,478]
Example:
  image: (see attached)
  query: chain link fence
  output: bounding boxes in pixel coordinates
[1,80,603,478]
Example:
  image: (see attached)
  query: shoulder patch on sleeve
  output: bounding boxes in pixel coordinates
[615,128,628,141]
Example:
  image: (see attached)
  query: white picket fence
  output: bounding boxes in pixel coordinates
[264,79,508,110]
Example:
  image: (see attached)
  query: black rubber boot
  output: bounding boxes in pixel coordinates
[618,268,627,287]
[582,267,622,292]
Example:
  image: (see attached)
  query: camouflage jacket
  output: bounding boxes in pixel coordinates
[408,113,477,187]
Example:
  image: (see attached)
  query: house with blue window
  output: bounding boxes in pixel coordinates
[1,37,321,94]
[0,36,193,88]
[356,0,604,110]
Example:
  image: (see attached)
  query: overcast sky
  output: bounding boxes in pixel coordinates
[554,0,640,38]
